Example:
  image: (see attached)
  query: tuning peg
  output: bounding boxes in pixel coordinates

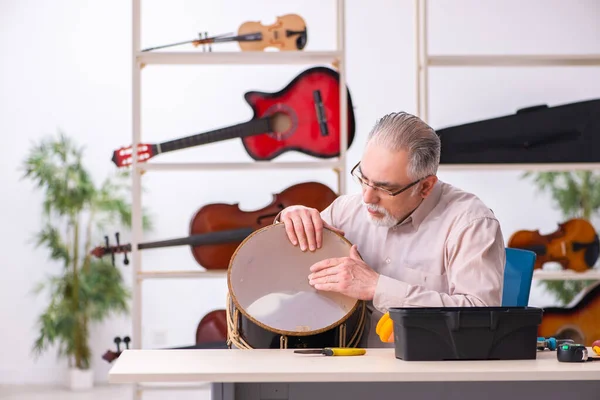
[105,235,115,266]
[205,32,212,52]
[114,336,122,352]
[123,336,131,349]
[115,232,129,265]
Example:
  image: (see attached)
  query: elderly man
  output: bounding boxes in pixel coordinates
[275,111,505,347]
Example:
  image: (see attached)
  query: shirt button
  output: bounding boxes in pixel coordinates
[385,258,391,264]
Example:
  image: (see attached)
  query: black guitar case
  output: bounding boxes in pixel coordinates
[436,99,600,164]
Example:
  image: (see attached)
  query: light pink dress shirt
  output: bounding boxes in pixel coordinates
[320,180,506,347]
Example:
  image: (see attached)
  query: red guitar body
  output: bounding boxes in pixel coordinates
[242,67,356,160]
[111,67,356,167]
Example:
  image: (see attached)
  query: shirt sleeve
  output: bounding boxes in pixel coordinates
[320,202,334,226]
[373,216,505,311]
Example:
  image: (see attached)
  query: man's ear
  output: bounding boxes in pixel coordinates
[420,175,438,198]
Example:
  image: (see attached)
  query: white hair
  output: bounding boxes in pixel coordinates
[366,112,441,180]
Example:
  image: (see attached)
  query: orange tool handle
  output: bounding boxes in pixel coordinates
[375,312,394,343]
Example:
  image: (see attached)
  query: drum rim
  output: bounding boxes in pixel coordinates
[227,223,361,337]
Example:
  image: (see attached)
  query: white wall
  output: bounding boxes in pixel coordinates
[0,0,599,386]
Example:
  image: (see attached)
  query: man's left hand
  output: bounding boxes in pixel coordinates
[308,244,379,300]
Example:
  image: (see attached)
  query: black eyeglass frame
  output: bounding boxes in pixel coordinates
[350,162,424,197]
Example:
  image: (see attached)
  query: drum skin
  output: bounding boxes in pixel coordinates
[227,223,365,349]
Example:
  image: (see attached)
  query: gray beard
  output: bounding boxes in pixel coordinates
[362,203,399,228]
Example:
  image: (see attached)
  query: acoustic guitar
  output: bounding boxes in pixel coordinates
[538,281,600,347]
[142,14,307,52]
[111,66,356,168]
[508,218,600,273]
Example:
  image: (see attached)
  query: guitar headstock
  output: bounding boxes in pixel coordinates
[111,143,157,168]
[102,336,131,363]
[90,233,131,265]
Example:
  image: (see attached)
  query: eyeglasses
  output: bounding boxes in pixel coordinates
[350,162,423,197]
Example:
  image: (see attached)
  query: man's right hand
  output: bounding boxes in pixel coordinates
[278,206,344,252]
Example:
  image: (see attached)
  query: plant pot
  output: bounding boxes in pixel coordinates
[66,367,94,390]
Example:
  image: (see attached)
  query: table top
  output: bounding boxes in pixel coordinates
[107,347,600,384]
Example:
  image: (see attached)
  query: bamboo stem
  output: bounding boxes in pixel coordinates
[72,217,81,369]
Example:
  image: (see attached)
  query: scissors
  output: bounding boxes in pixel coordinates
[294,348,366,356]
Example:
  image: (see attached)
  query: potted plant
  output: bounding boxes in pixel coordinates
[21,132,152,390]
[522,170,600,305]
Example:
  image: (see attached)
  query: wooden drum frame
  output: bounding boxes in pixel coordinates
[226,223,366,349]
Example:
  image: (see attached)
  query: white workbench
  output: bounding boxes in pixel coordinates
[108,348,600,400]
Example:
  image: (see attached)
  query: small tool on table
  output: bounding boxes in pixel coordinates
[294,348,366,356]
[557,343,600,363]
[537,337,574,351]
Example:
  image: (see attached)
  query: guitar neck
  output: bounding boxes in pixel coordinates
[156,117,271,155]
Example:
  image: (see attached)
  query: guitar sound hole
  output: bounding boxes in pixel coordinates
[264,104,297,140]
[271,112,292,134]
[555,327,585,344]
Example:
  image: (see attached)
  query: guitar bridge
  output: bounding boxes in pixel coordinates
[313,90,329,137]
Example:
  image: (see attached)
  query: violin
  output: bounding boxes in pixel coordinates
[507,218,600,273]
[142,14,307,52]
[102,309,228,363]
[91,181,338,270]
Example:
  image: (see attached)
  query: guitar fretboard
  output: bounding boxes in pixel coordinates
[158,118,271,154]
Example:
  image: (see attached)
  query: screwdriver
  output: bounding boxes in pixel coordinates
[294,348,367,356]
[537,337,573,351]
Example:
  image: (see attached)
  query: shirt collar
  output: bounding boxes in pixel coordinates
[396,180,443,229]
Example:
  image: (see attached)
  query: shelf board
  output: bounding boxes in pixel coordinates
[137,51,342,65]
[427,54,600,67]
[438,163,600,172]
[532,270,600,281]
[138,270,227,280]
[135,160,343,172]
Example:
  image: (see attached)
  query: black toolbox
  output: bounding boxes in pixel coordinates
[389,307,544,361]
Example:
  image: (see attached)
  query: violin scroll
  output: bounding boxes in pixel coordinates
[90,232,131,266]
[102,335,131,363]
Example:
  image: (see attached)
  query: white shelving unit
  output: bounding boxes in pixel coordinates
[128,1,348,398]
[415,0,600,173]
[414,0,600,281]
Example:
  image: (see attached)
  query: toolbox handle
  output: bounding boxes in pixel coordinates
[446,310,500,331]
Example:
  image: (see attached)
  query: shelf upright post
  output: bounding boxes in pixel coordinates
[336,0,347,195]
[131,0,143,355]
[415,0,429,123]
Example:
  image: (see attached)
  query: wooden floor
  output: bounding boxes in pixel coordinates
[0,383,212,400]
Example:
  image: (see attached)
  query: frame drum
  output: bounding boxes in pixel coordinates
[226,223,366,349]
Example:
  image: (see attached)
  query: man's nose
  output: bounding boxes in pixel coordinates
[362,185,379,204]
